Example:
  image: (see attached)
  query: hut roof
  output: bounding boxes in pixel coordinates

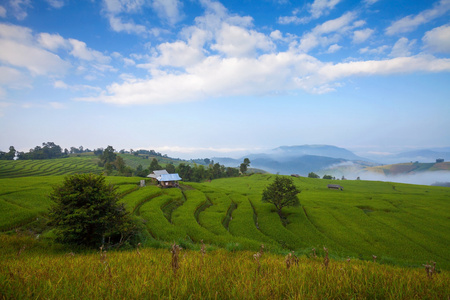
[327,184,343,189]
[157,173,182,182]
[147,169,169,178]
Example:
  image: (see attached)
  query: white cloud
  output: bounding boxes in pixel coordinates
[0,27,70,75]
[309,0,341,19]
[69,0,450,106]
[107,15,148,35]
[103,0,145,14]
[317,55,450,82]
[297,12,359,52]
[386,0,450,35]
[9,0,31,20]
[359,45,389,55]
[389,37,416,57]
[37,33,68,51]
[79,52,450,105]
[152,0,183,25]
[327,44,342,53]
[102,0,150,35]
[352,28,374,43]
[68,39,111,63]
[211,23,275,57]
[154,41,204,67]
[45,0,65,9]
[422,24,450,53]
[0,6,6,18]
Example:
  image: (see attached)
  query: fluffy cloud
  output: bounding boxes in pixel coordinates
[389,37,416,57]
[152,0,183,25]
[38,33,68,51]
[80,49,450,105]
[386,0,450,35]
[0,24,69,75]
[352,28,374,43]
[45,0,65,9]
[211,24,274,57]
[69,39,110,63]
[309,0,341,19]
[422,24,450,53]
[9,0,31,20]
[297,12,360,52]
[154,41,204,67]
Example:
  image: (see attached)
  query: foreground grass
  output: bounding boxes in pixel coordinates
[1,236,449,299]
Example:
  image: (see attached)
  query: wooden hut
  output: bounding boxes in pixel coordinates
[327,184,343,190]
[157,173,182,188]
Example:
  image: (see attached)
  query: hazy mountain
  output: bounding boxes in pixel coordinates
[270,145,369,161]
[212,144,450,178]
[212,144,369,175]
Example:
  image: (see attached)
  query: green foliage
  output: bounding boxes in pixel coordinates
[308,172,320,178]
[17,142,64,160]
[322,174,333,179]
[261,176,301,216]
[48,173,140,248]
[240,157,250,174]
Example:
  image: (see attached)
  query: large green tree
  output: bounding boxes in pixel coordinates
[261,176,301,218]
[48,173,140,248]
[240,158,251,174]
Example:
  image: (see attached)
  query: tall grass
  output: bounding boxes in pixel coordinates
[0,235,449,299]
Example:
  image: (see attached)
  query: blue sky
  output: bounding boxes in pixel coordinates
[0,0,449,159]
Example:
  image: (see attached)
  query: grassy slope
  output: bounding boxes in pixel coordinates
[0,156,104,179]
[118,153,184,169]
[1,173,449,270]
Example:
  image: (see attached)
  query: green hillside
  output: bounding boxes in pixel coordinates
[1,173,449,270]
[0,156,104,178]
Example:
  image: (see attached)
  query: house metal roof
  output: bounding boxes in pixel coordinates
[157,173,182,182]
[147,169,169,178]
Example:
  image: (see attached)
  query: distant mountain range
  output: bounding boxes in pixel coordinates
[213,145,375,175]
[212,144,449,177]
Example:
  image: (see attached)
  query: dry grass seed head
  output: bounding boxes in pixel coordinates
[171,243,182,275]
[323,247,329,269]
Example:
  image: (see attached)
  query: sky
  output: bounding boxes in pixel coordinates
[0,0,449,159]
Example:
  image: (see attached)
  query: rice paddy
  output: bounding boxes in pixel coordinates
[0,164,449,298]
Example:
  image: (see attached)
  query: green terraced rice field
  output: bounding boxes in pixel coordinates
[1,173,449,270]
[0,157,103,178]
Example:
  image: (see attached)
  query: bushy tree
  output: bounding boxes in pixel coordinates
[308,172,320,178]
[149,158,162,172]
[48,173,141,248]
[261,176,301,217]
[240,158,251,174]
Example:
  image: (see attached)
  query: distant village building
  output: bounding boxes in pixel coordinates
[436,158,444,163]
[147,170,182,188]
[327,184,343,190]
[291,174,300,177]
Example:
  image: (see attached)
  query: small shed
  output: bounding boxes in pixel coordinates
[327,184,343,190]
[157,173,182,188]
